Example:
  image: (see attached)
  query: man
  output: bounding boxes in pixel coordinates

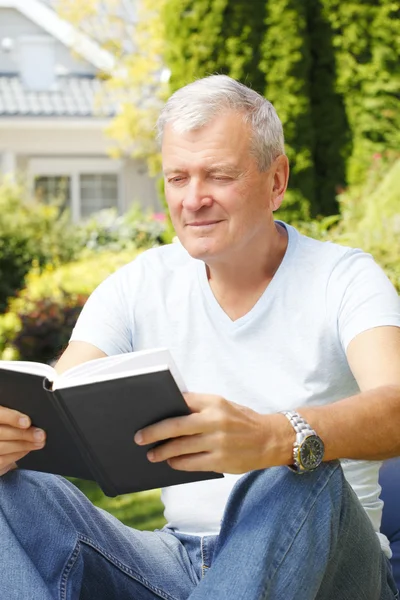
[0,75,399,599]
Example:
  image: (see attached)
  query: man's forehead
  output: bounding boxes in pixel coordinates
[163,161,242,175]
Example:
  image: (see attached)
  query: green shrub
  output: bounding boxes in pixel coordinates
[0,181,79,312]
[334,154,400,292]
[10,293,87,364]
[297,153,400,293]
[0,249,141,361]
[0,180,169,314]
[76,205,168,252]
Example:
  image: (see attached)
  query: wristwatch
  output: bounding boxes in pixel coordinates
[281,410,325,473]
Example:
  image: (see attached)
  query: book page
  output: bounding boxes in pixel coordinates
[0,360,54,379]
[53,348,187,393]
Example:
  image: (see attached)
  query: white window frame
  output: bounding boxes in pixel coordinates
[28,158,123,221]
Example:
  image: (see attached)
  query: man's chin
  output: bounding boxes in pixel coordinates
[180,237,219,261]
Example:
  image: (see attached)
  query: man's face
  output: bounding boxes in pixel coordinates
[162,111,278,262]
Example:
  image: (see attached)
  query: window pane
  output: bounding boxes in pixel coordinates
[34,176,71,212]
[80,173,118,218]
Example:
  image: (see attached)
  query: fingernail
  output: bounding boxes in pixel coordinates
[33,429,45,441]
[134,431,143,444]
[147,451,155,462]
[19,417,30,428]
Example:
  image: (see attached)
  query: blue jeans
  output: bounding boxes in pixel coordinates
[0,462,398,599]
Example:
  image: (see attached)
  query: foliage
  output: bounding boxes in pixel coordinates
[163,0,267,94]
[334,153,400,292]
[76,206,168,252]
[0,180,80,313]
[304,0,350,216]
[7,293,87,364]
[321,1,400,187]
[0,179,169,316]
[58,1,400,224]
[260,0,314,221]
[0,249,140,361]
[297,153,400,293]
[58,0,168,177]
[71,479,166,530]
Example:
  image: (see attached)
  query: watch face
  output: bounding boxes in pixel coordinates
[299,435,325,470]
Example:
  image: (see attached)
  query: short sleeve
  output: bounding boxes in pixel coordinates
[69,257,143,356]
[327,249,400,351]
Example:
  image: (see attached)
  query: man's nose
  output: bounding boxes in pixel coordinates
[182,180,213,211]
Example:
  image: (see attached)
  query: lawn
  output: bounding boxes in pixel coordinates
[70,479,166,531]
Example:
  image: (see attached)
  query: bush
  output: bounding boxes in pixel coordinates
[0,249,141,362]
[0,181,170,314]
[0,181,80,312]
[335,153,400,292]
[9,293,87,364]
[297,153,400,293]
[75,205,170,252]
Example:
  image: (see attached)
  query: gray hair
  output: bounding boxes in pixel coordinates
[156,74,285,171]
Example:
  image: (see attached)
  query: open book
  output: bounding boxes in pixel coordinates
[0,348,223,496]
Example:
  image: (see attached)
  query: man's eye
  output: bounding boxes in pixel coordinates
[169,177,186,183]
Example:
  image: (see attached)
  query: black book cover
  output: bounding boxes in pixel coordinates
[0,368,223,496]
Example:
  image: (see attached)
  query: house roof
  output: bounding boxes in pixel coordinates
[0,74,116,117]
[0,0,115,72]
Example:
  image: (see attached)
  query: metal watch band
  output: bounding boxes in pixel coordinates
[281,410,323,473]
[282,410,316,438]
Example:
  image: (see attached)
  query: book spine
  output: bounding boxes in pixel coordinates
[43,379,118,497]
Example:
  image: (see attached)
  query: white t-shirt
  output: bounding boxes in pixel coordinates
[70,222,400,556]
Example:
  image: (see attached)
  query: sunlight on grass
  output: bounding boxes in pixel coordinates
[70,479,166,531]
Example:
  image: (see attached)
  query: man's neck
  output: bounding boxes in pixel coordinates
[205,222,288,321]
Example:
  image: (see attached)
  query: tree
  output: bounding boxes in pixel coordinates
[58,0,168,176]
[260,0,314,220]
[305,0,350,216]
[163,0,267,95]
[321,0,400,185]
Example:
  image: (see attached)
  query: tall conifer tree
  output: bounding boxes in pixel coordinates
[163,0,267,94]
[322,0,400,185]
[305,0,350,215]
[260,0,314,220]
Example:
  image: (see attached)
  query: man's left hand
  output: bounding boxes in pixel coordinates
[134,393,290,473]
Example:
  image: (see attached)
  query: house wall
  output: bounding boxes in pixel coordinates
[0,7,96,75]
[0,124,160,214]
[0,6,162,217]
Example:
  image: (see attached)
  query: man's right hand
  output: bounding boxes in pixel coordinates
[0,406,46,476]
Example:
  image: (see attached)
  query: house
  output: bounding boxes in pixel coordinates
[0,0,160,221]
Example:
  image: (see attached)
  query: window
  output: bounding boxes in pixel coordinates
[34,176,71,212]
[80,173,119,218]
[29,159,122,221]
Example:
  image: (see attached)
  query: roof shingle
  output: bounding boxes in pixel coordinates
[0,75,116,117]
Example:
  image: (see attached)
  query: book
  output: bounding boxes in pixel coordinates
[0,348,223,496]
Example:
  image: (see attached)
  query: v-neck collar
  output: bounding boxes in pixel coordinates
[195,221,298,332]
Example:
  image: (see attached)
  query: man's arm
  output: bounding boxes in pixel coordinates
[299,325,400,461]
[134,325,400,473]
[54,341,107,375]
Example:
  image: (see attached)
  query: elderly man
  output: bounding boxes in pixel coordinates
[0,75,399,599]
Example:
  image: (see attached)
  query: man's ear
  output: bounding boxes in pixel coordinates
[270,155,289,212]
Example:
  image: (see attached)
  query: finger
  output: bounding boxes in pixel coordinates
[182,393,218,412]
[147,434,208,463]
[0,406,31,429]
[0,454,28,476]
[167,452,216,472]
[0,425,46,444]
[0,439,45,457]
[135,413,203,446]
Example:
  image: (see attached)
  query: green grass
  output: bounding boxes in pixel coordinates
[70,479,166,531]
